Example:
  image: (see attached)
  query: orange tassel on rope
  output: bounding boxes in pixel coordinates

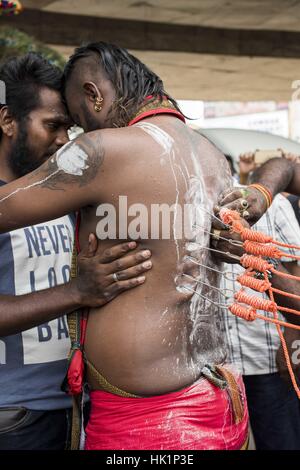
[229,303,300,331]
[220,207,300,252]
[220,207,300,399]
[237,274,270,292]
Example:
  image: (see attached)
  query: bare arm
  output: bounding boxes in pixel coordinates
[0,237,152,336]
[286,163,300,195]
[0,132,105,233]
[252,157,299,196]
[0,284,84,337]
[213,236,300,325]
[216,158,300,225]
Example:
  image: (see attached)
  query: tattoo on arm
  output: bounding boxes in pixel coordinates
[28,133,105,191]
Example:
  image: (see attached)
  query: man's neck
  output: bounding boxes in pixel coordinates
[128,96,185,127]
[0,139,17,182]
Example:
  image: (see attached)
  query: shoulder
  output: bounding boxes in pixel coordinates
[83,126,145,157]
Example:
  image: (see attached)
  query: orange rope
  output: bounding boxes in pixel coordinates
[265,272,300,400]
[271,269,300,282]
[229,304,256,321]
[243,240,300,261]
[277,305,300,316]
[237,273,300,300]
[240,228,272,243]
[220,207,300,250]
[279,252,300,261]
[234,290,277,313]
[229,304,300,331]
[240,254,272,272]
[220,207,300,399]
[240,253,300,281]
[243,240,281,258]
[237,274,271,292]
[271,287,300,301]
[272,239,300,250]
[234,289,300,316]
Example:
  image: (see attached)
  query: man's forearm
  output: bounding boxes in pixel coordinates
[217,158,300,226]
[252,157,295,196]
[252,158,300,196]
[0,282,83,336]
[286,163,300,195]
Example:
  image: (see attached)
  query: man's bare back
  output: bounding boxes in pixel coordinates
[79,116,231,395]
[0,43,250,450]
[0,115,231,396]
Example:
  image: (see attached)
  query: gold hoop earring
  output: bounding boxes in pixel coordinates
[94,97,103,112]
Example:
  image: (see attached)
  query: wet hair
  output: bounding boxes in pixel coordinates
[0,52,62,138]
[63,41,182,127]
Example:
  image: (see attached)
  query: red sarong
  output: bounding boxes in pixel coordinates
[85,370,249,450]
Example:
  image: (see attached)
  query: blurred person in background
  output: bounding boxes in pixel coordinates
[217,153,300,450]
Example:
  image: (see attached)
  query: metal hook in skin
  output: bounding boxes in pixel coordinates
[192,224,243,247]
[195,244,242,262]
[180,284,229,309]
[182,273,234,300]
[186,256,238,281]
[196,205,231,230]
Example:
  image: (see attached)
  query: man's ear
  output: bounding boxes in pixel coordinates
[0,106,15,137]
[83,81,103,104]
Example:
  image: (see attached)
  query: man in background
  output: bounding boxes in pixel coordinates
[217,153,300,449]
[0,53,152,450]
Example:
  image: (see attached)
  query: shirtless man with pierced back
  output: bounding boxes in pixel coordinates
[0,43,248,450]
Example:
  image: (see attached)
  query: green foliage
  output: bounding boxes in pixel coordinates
[0,26,65,68]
